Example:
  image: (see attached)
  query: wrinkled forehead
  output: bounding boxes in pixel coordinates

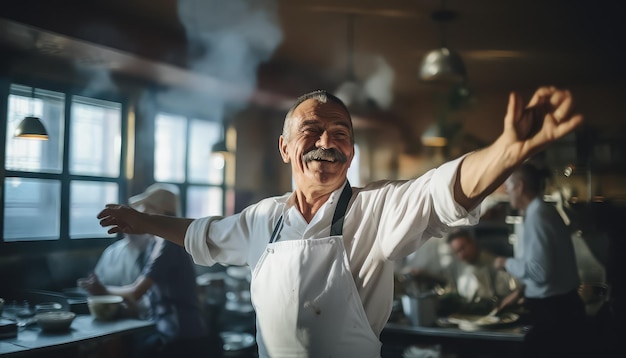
[292,98,351,125]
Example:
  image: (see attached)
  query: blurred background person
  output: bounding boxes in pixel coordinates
[402,228,523,317]
[93,225,152,288]
[444,229,523,314]
[495,161,587,357]
[79,183,222,358]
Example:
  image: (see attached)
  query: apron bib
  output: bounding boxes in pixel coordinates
[250,184,381,358]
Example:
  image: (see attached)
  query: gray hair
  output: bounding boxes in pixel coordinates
[282,90,354,144]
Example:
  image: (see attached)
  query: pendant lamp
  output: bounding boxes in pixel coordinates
[14,87,49,140]
[418,1,467,84]
[211,122,233,154]
[14,116,49,140]
[211,140,228,154]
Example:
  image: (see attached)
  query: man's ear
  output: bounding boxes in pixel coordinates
[279,136,290,163]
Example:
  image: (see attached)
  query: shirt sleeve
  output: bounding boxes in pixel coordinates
[428,154,482,227]
[184,216,225,266]
[376,154,481,259]
[184,197,282,267]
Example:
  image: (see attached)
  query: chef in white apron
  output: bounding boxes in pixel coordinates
[252,183,381,357]
[97,88,584,358]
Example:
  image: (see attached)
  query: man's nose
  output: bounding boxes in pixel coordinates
[316,131,333,149]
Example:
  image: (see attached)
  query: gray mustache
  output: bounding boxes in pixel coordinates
[302,148,348,163]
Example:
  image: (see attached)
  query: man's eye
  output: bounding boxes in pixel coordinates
[303,128,320,136]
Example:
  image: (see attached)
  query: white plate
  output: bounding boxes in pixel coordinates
[447,312,519,331]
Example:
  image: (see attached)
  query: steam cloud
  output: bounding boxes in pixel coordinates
[72,0,282,122]
[335,55,395,110]
[148,0,283,119]
[160,0,282,115]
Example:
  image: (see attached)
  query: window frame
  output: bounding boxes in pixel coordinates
[0,78,129,256]
[151,109,228,218]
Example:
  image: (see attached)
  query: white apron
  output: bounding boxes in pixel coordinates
[250,184,381,358]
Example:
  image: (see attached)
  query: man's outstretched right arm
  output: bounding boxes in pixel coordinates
[97,204,194,246]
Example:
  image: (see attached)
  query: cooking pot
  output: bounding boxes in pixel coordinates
[401,291,438,327]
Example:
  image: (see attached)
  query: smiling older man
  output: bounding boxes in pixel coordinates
[97,87,583,357]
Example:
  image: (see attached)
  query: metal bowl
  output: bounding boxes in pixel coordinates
[35,311,76,332]
[87,295,124,321]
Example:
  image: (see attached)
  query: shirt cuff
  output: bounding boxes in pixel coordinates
[429,154,481,226]
[184,216,223,266]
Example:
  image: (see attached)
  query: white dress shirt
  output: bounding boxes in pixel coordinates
[94,238,145,286]
[185,154,480,337]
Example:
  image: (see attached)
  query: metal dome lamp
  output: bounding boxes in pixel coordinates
[14,87,48,140]
[418,1,467,84]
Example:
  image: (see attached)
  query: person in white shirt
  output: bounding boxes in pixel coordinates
[403,228,523,316]
[81,184,217,358]
[92,184,178,287]
[93,233,152,288]
[97,87,583,357]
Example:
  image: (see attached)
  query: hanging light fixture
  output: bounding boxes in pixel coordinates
[211,140,229,154]
[211,121,234,154]
[418,0,467,84]
[14,87,48,140]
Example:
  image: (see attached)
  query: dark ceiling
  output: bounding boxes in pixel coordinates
[1,0,625,140]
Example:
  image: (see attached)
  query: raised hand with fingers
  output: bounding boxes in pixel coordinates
[97,204,146,235]
[503,86,584,162]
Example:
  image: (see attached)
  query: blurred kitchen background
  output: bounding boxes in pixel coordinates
[1,0,625,351]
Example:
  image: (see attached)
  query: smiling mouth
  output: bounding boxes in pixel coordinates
[311,155,336,163]
[303,148,347,164]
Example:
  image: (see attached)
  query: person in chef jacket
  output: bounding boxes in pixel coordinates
[97,86,583,357]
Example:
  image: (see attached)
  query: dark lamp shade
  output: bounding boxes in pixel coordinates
[14,116,49,140]
[211,140,228,154]
[418,47,467,84]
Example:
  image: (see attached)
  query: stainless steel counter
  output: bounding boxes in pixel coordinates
[0,314,156,357]
[381,321,528,358]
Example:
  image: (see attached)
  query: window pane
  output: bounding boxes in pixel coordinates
[70,96,122,177]
[70,181,118,239]
[5,85,65,173]
[155,113,186,183]
[186,186,223,218]
[188,119,223,184]
[347,143,361,187]
[3,178,61,241]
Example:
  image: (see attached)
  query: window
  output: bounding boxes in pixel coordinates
[347,144,361,187]
[154,113,225,218]
[3,84,124,242]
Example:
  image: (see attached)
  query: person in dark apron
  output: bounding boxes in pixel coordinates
[97,87,583,357]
